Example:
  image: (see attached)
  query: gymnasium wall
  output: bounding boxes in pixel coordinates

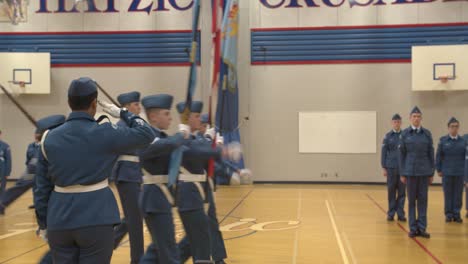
[0,0,209,179]
[1,0,468,183]
[246,1,468,183]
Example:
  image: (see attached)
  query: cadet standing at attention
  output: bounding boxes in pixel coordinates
[34,77,154,263]
[436,117,465,223]
[0,130,12,197]
[112,91,145,264]
[381,114,406,222]
[138,94,186,264]
[399,106,434,238]
[0,115,64,215]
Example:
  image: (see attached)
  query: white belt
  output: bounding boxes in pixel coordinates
[118,155,139,163]
[179,174,207,182]
[179,167,207,182]
[54,179,108,193]
[142,169,174,206]
[143,175,168,184]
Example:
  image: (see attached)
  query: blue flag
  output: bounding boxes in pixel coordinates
[216,0,244,168]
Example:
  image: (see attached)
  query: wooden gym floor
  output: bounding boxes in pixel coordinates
[0,183,467,263]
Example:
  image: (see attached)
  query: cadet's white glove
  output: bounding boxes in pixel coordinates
[36,229,48,242]
[204,126,215,140]
[226,142,242,162]
[216,133,224,146]
[98,100,121,118]
[178,124,190,139]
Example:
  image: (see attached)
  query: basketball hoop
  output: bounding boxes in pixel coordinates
[440,75,449,84]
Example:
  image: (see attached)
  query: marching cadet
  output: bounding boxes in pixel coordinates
[0,130,11,197]
[138,94,185,264]
[436,117,465,223]
[399,106,434,238]
[179,110,228,264]
[381,114,406,222]
[0,116,65,215]
[200,113,240,185]
[34,77,154,263]
[200,114,252,186]
[112,91,145,263]
[176,101,241,264]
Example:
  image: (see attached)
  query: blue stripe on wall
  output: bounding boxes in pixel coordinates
[251,24,468,64]
[0,31,201,66]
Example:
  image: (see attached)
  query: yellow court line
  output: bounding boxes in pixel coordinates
[342,232,358,264]
[325,200,350,264]
[292,190,302,264]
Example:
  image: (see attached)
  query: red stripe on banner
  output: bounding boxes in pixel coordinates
[51,62,195,68]
[252,59,411,65]
[0,30,193,35]
[251,22,468,32]
[366,194,443,264]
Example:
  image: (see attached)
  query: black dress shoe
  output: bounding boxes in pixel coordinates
[408,231,418,238]
[418,230,430,238]
[446,217,453,223]
[398,217,407,222]
[28,205,35,209]
[454,218,463,223]
[387,216,394,221]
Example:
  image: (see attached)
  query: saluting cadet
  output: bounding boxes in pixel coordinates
[138,94,185,264]
[0,116,65,215]
[399,106,434,238]
[436,117,465,223]
[381,114,406,222]
[178,110,228,264]
[112,91,145,263]
[175,101,241,264]
[0,130,12,198]
[34,77,154,263]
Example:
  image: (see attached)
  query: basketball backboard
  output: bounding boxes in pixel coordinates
[0,52,51,94]
[412,44,467,91]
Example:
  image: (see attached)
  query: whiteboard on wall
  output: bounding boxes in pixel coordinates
[299,111,377,153]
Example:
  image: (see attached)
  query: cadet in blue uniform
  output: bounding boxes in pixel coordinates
[381,114,406,222]
[178,110,228,264]
[34,77,154,263]
[436,117,465,223]
[0,116,64,215]
[399,106,434,238]
[112,91,145,263]
[0,130,12,197]
[200,114,240,186]
[176,101,240,264]
[138,94,185,264]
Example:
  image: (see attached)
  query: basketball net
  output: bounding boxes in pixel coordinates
[7,81,26,97]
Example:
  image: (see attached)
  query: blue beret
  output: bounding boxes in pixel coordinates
[36,115,66,134]
[141,94,173,110]
[392,114,401,120]
[68,77,97,97]
[176,101,203,114]
[448,117,459,126]
[117,91,140,105]
[201,114,209,124]
[410,106,422,115]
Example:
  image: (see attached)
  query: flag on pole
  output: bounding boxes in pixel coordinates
[216,0,244,168]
